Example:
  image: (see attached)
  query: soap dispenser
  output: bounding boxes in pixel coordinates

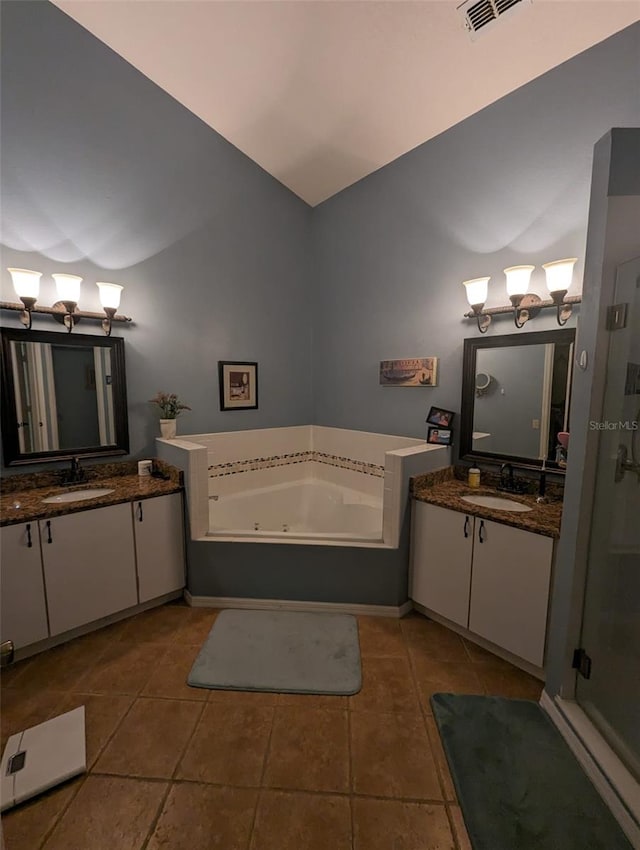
[468,466,481,488]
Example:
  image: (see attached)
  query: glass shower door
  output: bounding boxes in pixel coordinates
[576,256,640,780]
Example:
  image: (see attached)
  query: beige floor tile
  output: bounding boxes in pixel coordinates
[424,715,457,801]
[177,607,220,645]
[402,618,469,663]
[351,711,442,800]
[1,688,67,742]
[95,697,203,779]
[357,616,407,658]
[2,637,108,694]
[477,666,543,701]
[250,789,351,850]
[449,805,473,850]
[0,657,35,689]
[146,783,258,850]
[353,797,455,850]
[1,776,82,850]
[142,644,208,701]
[350,656,420,714]
[462,639,514,669]
[177,703,274,786]
[81,642,167,695]
[277,692,348,709]
[56,693,134,767]
[264,707,349,793]
[207,688,279,707]
[41,775,166,850]
[120,604,191,644]
[411,658,485,711]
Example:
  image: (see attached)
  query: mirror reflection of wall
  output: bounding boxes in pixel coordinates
[473,345,548,458]
[11,340,115,453]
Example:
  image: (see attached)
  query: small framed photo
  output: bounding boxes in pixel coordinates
[427,426,453,446]
[426,406,455,428]
[218,361,258,411]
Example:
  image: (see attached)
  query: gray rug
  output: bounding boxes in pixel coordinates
[431,693,633,850]
[188,609,362,695]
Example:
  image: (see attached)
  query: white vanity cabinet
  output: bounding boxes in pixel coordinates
[40,503,138,635]
[132,493,185,603]
[410,501,554,667]
[0,522,49,650]
[410,503,473,627]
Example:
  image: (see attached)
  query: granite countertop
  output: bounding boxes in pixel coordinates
[0,460,183,528]
[411,467,563,539]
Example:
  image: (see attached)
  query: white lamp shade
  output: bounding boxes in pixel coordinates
[8,268,41,300]
[504,265,534,298]
[52,273,82,303]
[463,277,490,306]
[96,282,123,310]
[543,258,577,294]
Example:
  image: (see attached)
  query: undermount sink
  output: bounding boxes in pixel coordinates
[42,488,115,504]
[461,494,532,513]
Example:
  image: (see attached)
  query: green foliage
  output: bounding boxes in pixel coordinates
[148,391,191,419]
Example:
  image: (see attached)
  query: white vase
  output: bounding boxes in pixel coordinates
[159,418,176,439]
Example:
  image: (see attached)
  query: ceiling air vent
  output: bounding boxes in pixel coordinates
[457,0,532,40]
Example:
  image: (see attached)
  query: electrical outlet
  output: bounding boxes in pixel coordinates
[532,419,540,429]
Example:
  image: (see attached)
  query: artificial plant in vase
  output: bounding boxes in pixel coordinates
[149,391,191,439]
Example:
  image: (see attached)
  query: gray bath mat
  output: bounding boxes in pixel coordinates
[188,609,362,695]
[431,693,633,850]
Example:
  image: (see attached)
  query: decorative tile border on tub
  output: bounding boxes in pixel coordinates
[208,451,385,479]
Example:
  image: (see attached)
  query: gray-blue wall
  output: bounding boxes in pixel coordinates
[311,23,639,441]
[2,3,639,474]
[0,0,313,469]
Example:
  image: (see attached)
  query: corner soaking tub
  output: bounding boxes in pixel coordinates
[208,478,382,542]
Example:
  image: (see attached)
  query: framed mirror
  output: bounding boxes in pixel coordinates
[460,328,575,470]
[1,328,129,466]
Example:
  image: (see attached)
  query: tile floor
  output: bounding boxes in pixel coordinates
[0,603,543,850]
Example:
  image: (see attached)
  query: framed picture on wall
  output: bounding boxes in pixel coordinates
[379,357,438,387]
[427,426,452,446]
[218,361,258,411]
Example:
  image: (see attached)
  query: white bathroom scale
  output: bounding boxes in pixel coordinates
[1,706,86,811]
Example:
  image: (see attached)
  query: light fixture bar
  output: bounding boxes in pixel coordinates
[464,294,581,319]
[0,301,132,324]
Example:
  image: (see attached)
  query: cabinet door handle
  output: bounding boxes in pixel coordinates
[137,502,143,522]
[478,520,486,544]
[463,516,470,538]
[46,520,52,543]
[26,523,32,548]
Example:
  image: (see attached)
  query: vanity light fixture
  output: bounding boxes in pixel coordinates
[52,273,83,332]
[462,277,491,334]
[504,265,536,328]
[7,268,42,330]
[543,258,577,326]
[1,269,132,333]
[463,259,581,333]
[96,282,124,336]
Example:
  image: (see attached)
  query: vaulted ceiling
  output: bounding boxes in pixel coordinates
[53,1,639,206]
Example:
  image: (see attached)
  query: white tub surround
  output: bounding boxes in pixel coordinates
[157,426,449,608]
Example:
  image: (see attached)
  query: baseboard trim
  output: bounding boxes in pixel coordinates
[541,692,640,847]
[185,590,412,619]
